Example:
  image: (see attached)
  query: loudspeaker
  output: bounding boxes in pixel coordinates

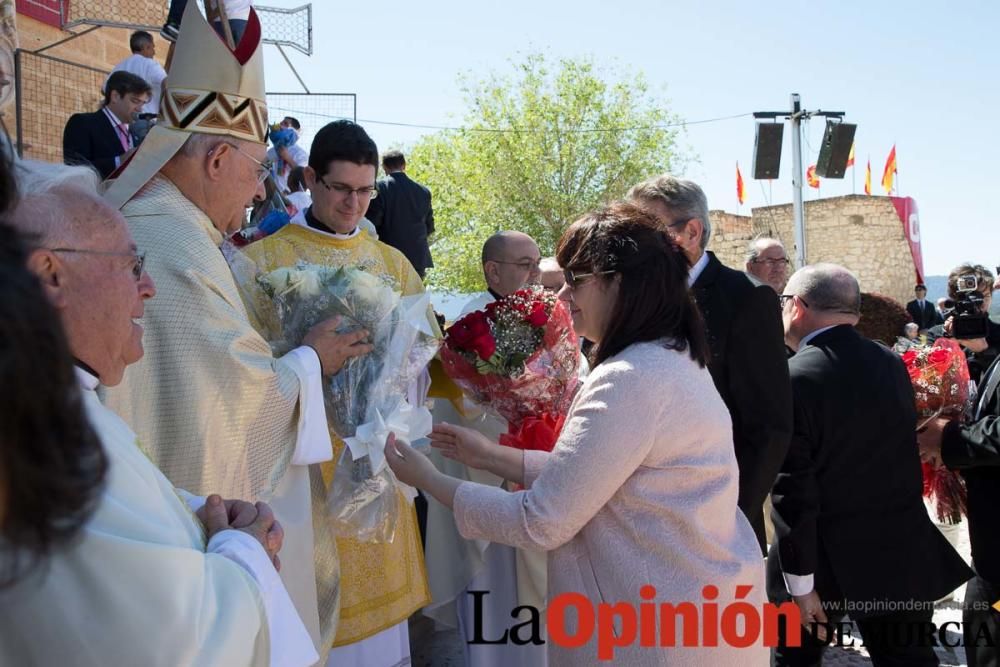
[815,121,857,179]
[752,123,783,179]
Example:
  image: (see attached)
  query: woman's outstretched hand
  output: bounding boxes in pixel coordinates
[429,422,497,471]
[384,432,439,489]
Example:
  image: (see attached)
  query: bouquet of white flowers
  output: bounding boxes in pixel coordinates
[256,262,439,542]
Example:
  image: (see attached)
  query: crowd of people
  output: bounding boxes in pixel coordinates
[3,3,999,667]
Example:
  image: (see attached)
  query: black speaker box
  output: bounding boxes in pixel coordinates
[753,123,783,180]
[815,121,857,179]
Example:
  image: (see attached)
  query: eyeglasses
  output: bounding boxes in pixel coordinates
[318,177,378,200]
[751,257,790,267]
[491,259,541,272]
[49,248,146,281]
[212,142,273,184]
[779,294,809,308]
[563,268,616,289]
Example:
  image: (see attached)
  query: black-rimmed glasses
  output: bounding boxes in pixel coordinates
[49,248,146,281]
[318,177,378,200]
[779,294,809,308]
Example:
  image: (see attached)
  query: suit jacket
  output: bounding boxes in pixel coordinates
[692,251,793,551]
[63,110,127,179]
[366,171,434,276]
[772,325,971,613]
[906,298,941,330]
[942,355,1000,584]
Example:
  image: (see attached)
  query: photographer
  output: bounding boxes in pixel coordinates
[929,263,1000,384]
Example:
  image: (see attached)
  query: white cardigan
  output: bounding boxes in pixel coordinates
[454,340,768,666]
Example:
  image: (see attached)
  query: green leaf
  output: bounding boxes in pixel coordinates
[406,52,687,292]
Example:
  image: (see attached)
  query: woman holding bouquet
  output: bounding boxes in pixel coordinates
[386,202,766,666]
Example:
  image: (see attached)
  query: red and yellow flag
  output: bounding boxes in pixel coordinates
[882,144,897,193]
[806,164,820,189]
[846,143,855,168]
[736,162,746,205]
[864,159,872,195]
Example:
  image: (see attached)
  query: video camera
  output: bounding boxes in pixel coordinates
[942,274,989,339]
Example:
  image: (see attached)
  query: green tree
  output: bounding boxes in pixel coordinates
[407,52,686,292]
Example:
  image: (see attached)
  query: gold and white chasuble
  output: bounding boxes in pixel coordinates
[242,220,432,648]
[102,177,340,658]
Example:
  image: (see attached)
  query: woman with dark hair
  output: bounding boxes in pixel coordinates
[0,230,108,588]
[386,201,766,665]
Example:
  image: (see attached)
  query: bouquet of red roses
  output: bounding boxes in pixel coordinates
[440,287,581,452]
[901,338,970,524]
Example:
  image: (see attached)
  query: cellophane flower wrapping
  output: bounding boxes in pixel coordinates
[901,338,970,524]
[439,287,580,453]
[251,261,440,542]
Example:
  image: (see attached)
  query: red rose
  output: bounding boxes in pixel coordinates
[901,350,917,366]
[927,349,951,365]
[447,311,492,351]
[471,332,496,361]
[526,302,548,327]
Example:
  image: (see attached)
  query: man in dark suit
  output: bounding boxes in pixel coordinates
[365,150,434,278]
[918,360,1000,667]
[629,175,792,553]
[906,283,942,331]
[63,71,151,179]
[772,263,971,666]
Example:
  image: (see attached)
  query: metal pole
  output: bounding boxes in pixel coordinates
[276,45,310,94]
[14,49,22,157]
[789,93,806,269]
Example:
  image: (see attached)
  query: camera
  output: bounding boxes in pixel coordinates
[945,274,989,339]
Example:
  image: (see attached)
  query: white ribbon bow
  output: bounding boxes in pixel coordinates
[344,401,433,475]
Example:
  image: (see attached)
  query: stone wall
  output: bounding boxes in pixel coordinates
[11,8,169,162]
[708,195,916,305]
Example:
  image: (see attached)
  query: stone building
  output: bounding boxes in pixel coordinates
[9,1,170,162]
[708,194,918,305]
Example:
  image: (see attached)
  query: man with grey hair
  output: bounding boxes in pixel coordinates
[1,159,319,666]
[628,174,792,553]
[100,4,368,656]
[770,263,971,666]
[745,236,790,293]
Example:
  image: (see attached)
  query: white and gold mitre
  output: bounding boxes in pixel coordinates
[103,0,267,209]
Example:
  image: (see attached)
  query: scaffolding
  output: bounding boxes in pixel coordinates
[14,48,106,161]
[266,92,356,153]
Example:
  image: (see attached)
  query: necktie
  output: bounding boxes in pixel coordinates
[106,109,131,152]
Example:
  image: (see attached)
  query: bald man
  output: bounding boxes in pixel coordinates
[538,257,564,292]
[479,230,542,301]
[423,230,546,667]
[770,263,971,666]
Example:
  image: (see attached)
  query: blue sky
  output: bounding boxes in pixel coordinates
[261,0,998,276]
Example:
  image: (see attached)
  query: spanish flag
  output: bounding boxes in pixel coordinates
[806,164,820,189]
[846,143,855,168]
[864,159,872,195]
[736,162,746,205]
[882,144,897,193]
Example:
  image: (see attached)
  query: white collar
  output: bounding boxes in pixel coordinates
[290,209,361,239]
[799,324,839,348]
[687,251,710,287]
[102,106,129,130]
[74,366,100,392]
